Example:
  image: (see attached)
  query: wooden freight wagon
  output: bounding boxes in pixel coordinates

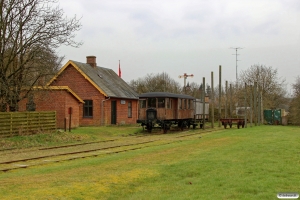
[137,92,204,133]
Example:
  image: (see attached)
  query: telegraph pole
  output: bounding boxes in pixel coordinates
[230,47,243,81]
[179,73,194,94]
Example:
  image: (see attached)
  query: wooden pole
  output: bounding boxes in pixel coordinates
[244,83,247,128]
[202,77,206,130]
[218,65,222,127]
[64,118,67,132]
[254,82,257,126]
[258,86,261,126]
[69,107,72,132]
[225,80,228,118]
[250,85,253,127]
[211,72,214,128]
[230,84,232,118]
[260,90,263,124]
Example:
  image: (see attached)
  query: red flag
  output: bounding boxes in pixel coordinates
[118,60,121,78]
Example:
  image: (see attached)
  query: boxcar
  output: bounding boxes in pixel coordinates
[137,92,205,133]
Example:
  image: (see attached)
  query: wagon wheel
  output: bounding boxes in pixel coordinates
[163,124,168,134]
[163,128,167,133]
[180,121,186,131]
[187,121,192,129]
[147,122,153,133]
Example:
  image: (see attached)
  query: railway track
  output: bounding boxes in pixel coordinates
[0,128,220,172]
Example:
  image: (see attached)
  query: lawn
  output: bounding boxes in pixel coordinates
[0,125,299,200]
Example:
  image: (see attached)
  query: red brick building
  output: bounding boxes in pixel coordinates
[51,56,139,127]
[19,56,139,128]
[19,86,84,128]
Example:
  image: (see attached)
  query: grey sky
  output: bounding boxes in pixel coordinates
[58,0,300,93]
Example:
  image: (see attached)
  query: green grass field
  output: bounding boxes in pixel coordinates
[0,125,299,199]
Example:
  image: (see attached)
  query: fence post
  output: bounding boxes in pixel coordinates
[10,113,13,136]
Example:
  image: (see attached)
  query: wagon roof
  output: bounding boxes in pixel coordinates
[139,92,195,99]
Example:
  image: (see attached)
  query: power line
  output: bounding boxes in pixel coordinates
[230,47,243,81]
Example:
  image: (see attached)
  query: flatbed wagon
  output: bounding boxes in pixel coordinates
[220,118,245,129]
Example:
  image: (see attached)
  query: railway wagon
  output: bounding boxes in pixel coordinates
[137,92,208,133]
[194,98,209,122]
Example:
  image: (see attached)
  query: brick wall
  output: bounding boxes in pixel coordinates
[18,90,81,128]
[102,98,138,125]
[50,64,104,126]
[50,64,138,126]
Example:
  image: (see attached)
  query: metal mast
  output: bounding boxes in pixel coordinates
[230,47,243,81]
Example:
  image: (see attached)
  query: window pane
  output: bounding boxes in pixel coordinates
[128,101,132,118]
[139,100,146,108]
[83,100,93,117]
[148,98,156,108]
[190,100,194,109]
[158,98,165,108]
[179,99,182,109]
[166,98,170,109]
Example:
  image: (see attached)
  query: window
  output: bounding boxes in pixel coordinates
[166,98,170,109]
[189,99,194,109]
[83,100,93,117]
[183,99,186,109]
[158,98,165,108]
[128,101,132,118]
[148,98,156,108]
[139,100,146,108]
[179,99,182,109]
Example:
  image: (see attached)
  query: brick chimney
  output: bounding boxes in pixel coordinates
[86,56,96,68]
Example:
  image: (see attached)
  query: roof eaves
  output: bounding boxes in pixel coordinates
[46,60,73,86]
[32,86,84,103]
[47,60,108,97]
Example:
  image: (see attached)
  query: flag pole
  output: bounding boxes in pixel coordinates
[118,60,121,77]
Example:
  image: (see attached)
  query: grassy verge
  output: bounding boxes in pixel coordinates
[0,125,143,150]
[0,125,299,199]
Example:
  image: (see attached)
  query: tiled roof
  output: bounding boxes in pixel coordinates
[71,61,138,99]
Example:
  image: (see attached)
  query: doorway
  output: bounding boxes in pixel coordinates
[111,101,117,124]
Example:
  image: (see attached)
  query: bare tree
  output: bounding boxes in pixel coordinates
[0,0,82,111]
[288,76,300,125]
[129,72,182,94]
[238,64,287,109]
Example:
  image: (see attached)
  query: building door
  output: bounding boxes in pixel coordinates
[111,101,117,124]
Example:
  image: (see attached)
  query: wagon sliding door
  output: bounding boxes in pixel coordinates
[111,100,117,124]
[173,98,178,119]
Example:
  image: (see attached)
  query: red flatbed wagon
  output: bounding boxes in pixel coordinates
[220,118,245,129]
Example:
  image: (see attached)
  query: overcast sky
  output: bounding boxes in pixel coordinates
[58,0,300,93]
